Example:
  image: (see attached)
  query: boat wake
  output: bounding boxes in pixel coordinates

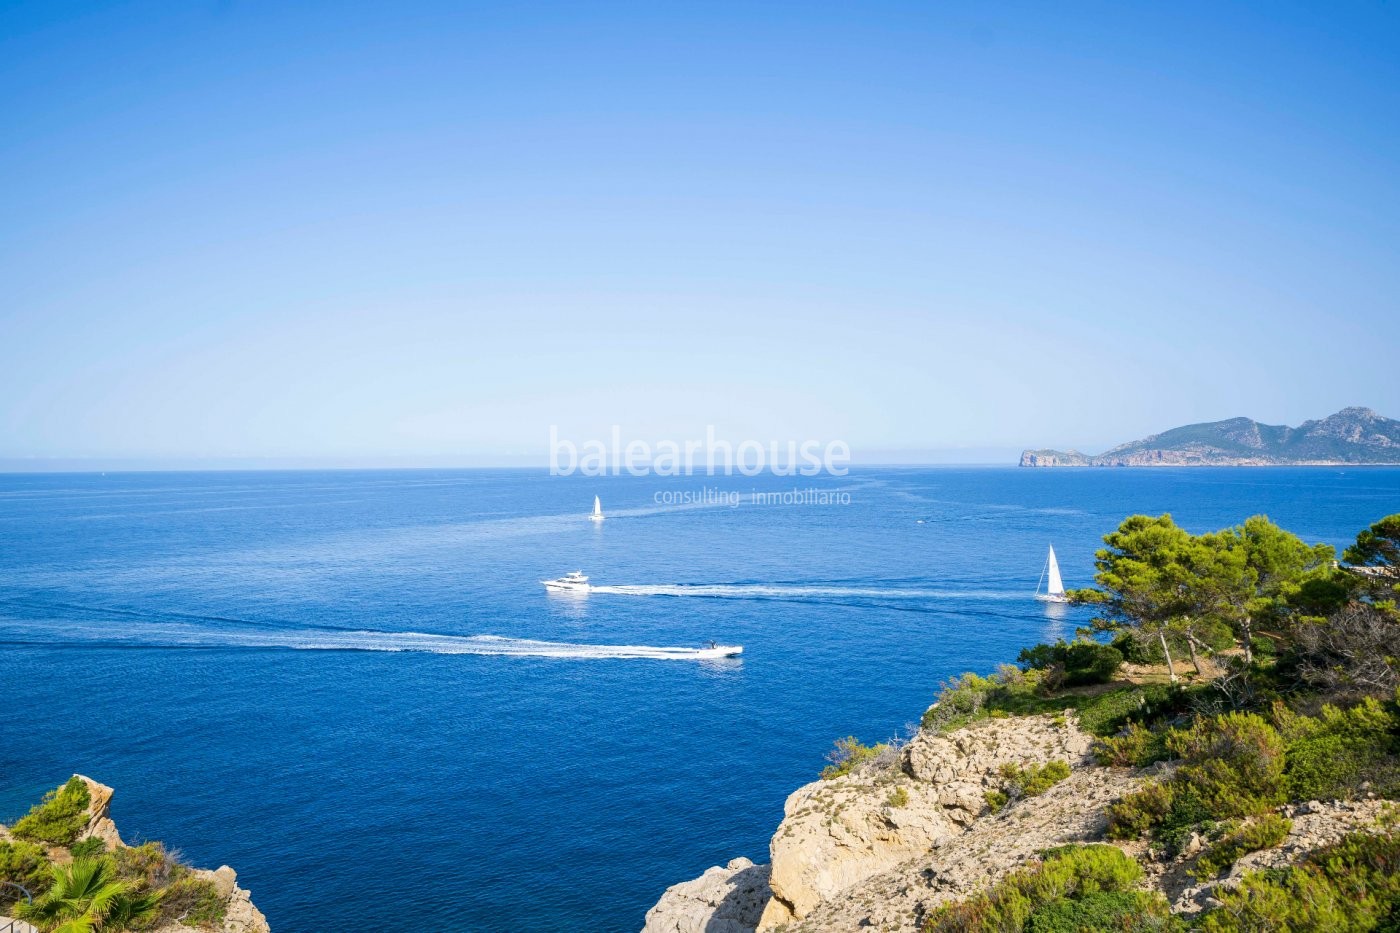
[0,619,738,661]
[588,583,1018,600]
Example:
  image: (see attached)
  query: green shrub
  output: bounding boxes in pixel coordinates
[1198,830,1400,932]
[819,736,888,780]
[108,841,229,931]
[924,844,1169,933]
[1025,890,1178,932]
[1076,685,1181,737]
[1276,698,1400,801]
[1153,784,1216,857]
[1106,781,1175,840]
[1108,776,1251,857]
[10,777,91,846]
[1017,639,1124,686]
[985,789,1010,813]
[999,760,1071,798]
[69,837,106,861]
[887,786,909,808]
[922,672,999,732]
[1168,712,1286,818]
[0,839,51,901]
[153,873,227,929]
[1094,723,1169,768]
[1194,814,1292,879]
[1062,641,1125,686]
[111,841,178,890]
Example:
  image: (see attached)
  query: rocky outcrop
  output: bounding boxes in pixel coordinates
[75,774,124,850]
[641,857,771,933]
[1019,449,1091,467]
[644,713,1104,933]
[757,714,1096,929]
[150,862,269,933]
[644,708,1400,933]
[2,776,269,933]
[1160,798,1394,916]
[784,761,1145,932]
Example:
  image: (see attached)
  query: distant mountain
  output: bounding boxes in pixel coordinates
[1021,407,1400,467]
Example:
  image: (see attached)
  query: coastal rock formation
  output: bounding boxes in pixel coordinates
[1162,798,1395,916]
[1021,406,1400,467]
[76,774,124,850]
[756,713,1095,929]
[641,857,771,933]
[1,776,269,933]
[1018,449,1091,467]
[783,761,1145,931]
[644,714,1396,933]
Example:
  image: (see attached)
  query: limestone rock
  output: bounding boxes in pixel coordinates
[642,857,771,933]
[784,762,1142,932]
[755,713,1096,930]
[54,776,268,933]
[75,774,124,849]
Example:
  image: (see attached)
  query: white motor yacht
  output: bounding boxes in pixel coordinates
[542,570,591,593]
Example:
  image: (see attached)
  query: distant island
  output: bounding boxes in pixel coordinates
[1021,406,1400,467]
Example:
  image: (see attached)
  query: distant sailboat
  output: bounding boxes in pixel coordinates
[1035,545,1069,603]
[589,495,605,523]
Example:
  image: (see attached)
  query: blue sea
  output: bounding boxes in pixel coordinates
[1,467,1397,931]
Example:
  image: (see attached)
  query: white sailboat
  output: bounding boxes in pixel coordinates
[1035,545,1069,603]
[589,495,605,522]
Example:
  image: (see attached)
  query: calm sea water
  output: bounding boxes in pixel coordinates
[1,467,1397,931]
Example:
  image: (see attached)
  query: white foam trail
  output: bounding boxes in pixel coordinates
[0,619,736,661]
[589,584,1018,599]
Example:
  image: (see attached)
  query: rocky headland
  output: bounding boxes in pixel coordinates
[643,707,1397,933]
[0,776,268,933]
[1021,406,1400,467]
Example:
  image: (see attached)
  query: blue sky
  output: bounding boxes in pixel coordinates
[2,1,1398,466]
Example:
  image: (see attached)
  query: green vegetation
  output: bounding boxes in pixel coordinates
[1198,830,1400,932]
[11,777,91,846]
[0,838,51,902]
[1093,722,1169,768]
[1003,760,1070,798]
[1,782,229,932]
[1016,639,1124,687]
[1193,813,1292,879]
[1275,698,1400,800]
[15,858,161,933]
[69,837,107,861]
[985,761,1070,813]
[1168,712,1287,818]
[820,736,889,780]
[923,844,1175,933]
[921,663,1182,739]
[915,510,1400,931]
[886,786,909,808]
[1106,712,1287,852]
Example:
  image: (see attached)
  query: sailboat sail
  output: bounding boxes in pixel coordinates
[1045,546,1065,597]
[591,496,604,521]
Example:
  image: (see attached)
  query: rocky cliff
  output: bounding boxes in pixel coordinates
[0,776,269,933]
[1021,406,1400,467]
[642,712,1395,933]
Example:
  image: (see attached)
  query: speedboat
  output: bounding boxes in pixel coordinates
[542,571,591,593]
[695,641,743,659]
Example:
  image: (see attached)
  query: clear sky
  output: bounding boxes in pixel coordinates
[3,1,1398,467]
